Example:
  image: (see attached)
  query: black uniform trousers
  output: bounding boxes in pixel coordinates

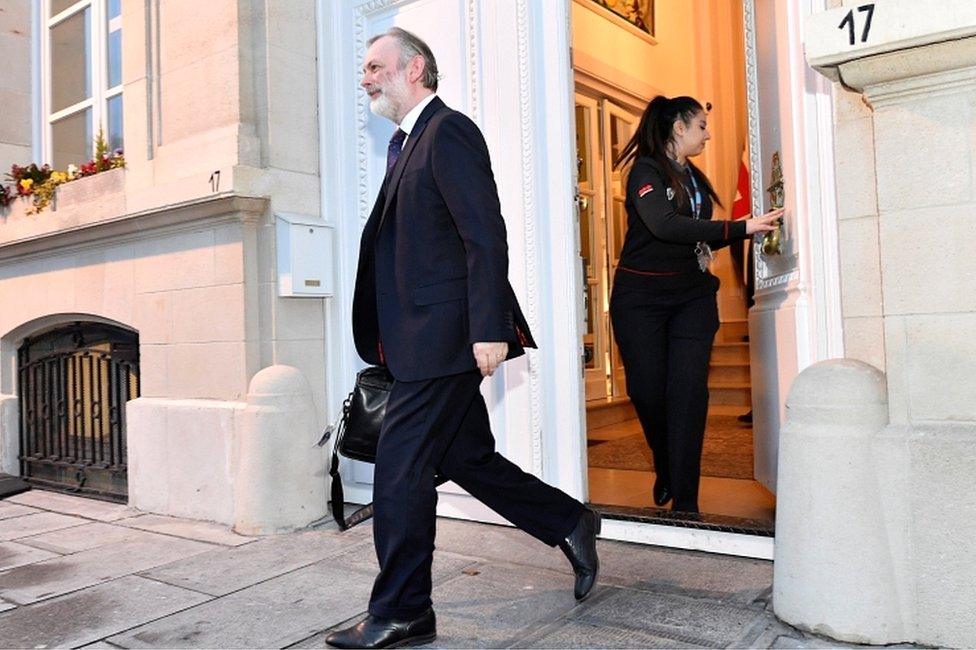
[609,282,720,513]
[368,369,585,620]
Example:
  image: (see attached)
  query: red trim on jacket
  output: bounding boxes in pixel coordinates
[618,265,682,277]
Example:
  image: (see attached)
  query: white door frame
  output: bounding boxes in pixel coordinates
[744,0,844,493]
[744,0,844,365]
[314,0,841,560]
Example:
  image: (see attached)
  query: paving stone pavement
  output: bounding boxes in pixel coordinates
[0,491,895,649]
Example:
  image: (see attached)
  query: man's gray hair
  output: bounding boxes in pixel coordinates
[368,27,440,92]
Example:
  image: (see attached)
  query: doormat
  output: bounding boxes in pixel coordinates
[0,474,30,499]
[587,415,754,480]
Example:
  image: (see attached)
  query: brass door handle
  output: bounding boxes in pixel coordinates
[762,152,785,255]
[761,219,783,256]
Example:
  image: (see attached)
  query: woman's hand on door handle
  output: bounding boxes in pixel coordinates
[745,208,785,235]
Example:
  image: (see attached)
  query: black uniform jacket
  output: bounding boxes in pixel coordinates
[614,156,748,295]
[352,97,536,382]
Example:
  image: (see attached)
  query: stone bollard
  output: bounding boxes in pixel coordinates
[0,395,19,475]
[234,365,327,535]
[773,359,905,644]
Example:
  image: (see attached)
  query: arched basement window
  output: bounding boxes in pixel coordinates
[18,321,139,502]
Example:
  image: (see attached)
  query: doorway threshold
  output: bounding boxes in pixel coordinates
[591,503,774,560]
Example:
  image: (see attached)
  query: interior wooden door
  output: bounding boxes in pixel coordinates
[575,93,610,403]
[600,99,640,401]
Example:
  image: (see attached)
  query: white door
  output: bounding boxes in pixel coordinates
[600,100,640,400]
[744,0,843,492]
[317,1,586,521]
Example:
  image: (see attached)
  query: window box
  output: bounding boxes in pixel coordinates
[0,167,126,246]
[54,165,124,207]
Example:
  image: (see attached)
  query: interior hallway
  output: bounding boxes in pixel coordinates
[587,405,776,524]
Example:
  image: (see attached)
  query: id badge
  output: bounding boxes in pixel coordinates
[695,242,714,272]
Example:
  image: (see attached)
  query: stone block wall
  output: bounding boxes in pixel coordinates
[800,5,976,643]
[0,0,31,174]
[871,87,976,426]
[0,0,329,528]
[832,87,884,370]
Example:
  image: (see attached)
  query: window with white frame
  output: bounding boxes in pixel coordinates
[43,0,122,170]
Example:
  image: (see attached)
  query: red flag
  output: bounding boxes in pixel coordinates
[731,156,751,220]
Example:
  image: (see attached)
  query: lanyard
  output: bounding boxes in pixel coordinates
[683,165,713,272]
[685,168,702,219]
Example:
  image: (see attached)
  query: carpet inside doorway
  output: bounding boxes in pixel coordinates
[587,415,754,480]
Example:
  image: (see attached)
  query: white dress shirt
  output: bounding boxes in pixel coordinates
[398,93,438,145]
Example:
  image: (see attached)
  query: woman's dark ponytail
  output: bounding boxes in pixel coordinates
[614,95,722,209]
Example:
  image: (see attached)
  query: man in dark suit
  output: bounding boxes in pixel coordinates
[325,27,602,649]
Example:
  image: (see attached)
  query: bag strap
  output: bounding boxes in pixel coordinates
[319,396,367,530]
[318,395,449,532]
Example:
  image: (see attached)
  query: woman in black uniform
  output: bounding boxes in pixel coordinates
[609,95,782,513]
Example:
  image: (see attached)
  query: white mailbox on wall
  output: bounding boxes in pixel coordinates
[275,213,334,297]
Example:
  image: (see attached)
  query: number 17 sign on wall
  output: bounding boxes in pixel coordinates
[838,3,875,46]
[803,0,976,78]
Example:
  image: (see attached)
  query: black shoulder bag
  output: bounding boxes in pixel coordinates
[318,366,447,531]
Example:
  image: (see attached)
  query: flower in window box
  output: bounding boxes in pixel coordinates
[26,171,71,216]
[66,164,80,180]
[7,163,51,196]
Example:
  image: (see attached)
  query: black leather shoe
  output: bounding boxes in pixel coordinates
[559,508,601,601]
[653,476,672,507]
[325,609,436,649]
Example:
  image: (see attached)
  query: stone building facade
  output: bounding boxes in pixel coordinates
[773,2,976,646]
[0,0,328,528]
[0,0,973,646]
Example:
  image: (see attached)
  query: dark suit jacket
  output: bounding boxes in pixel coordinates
[352,96,537,382]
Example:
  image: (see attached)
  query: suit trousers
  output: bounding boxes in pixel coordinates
[609,284,720,512]
[368,369,585,620]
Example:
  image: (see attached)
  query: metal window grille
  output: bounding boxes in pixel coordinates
[18,322,139,501]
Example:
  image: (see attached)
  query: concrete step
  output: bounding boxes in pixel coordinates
[711,342,750,364]
[708,382,752,406]
[708,362,751,384]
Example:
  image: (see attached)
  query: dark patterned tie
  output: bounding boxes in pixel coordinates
[386,128,406,175]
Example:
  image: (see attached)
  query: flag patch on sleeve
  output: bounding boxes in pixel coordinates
[638,183,654,198]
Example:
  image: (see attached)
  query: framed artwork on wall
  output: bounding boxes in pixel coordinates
[590,0,654,37]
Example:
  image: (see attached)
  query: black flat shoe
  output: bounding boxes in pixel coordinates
[559,508,601,601]
[325,609,436,649]
[653,476,672,507]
